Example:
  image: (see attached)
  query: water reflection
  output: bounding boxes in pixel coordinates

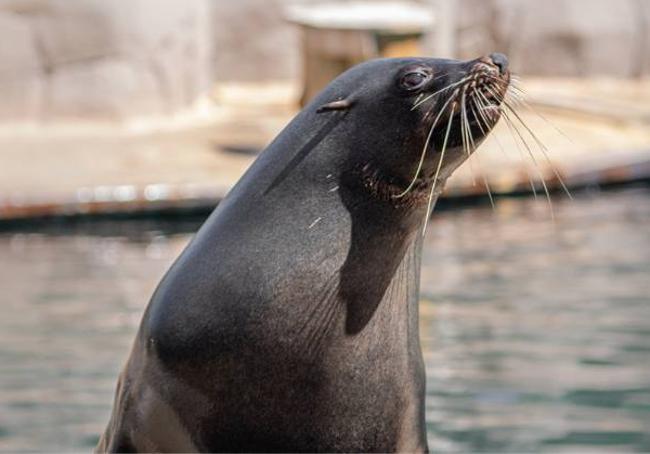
[0,188,648,452]
[420,188,650,452]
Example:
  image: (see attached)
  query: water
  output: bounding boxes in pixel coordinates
[0,188,649,452]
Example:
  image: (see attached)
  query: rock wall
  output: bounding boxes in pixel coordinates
[0,0,211,122]
[210,0,650,81]
[211,0,304,82]
[456,0,650,77]
[0,0,647,123]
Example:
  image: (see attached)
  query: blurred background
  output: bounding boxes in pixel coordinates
[0,0,649,451]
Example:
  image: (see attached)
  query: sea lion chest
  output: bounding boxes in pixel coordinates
[140,179,426,451]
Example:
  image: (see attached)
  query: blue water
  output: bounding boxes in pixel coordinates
[0,188,649,452]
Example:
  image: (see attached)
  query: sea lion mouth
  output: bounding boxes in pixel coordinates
[464,55,510,123]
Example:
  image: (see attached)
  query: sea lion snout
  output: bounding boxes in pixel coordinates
[475,53,510,78]
[488,52,509,75]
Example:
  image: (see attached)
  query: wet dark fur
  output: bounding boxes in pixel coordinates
[97,56,507,453]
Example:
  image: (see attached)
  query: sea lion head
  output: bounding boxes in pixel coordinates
[314,53,511,206]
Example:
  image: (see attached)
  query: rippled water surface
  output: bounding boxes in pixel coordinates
[0,188,649,452]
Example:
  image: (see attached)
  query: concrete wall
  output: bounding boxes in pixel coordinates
[456,0,650,77]
[0,0,211,122]
[211,0,650,82]
[0,0,647,123]
[211,0,304,82]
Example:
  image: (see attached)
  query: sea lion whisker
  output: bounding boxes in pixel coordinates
[502,110,555,220]
[503,84,524,101]
[494,101,543,201]
[422,104,456,235]
[502,102,573,200]
[507,78,524,91]
[504,91,525,109]
[482,74,511,91]
[502,82,527,100]
[486,98,538,199]
[468,98,489,137]
[411,78,464,110]
[411,74,454,109]
[507,88,525,104]
[495,79,575,156]
[482,84,512,113]
[506,94,575,146]
[470,98,507,161]
[470,98,538,198]
[476,89,508,134]
[396,92,458,198]
[484,71,516,83]
[470,92,499,135]
[460,92,468,153]
[473,88,499,129]
[483,77,518,104]
[460,89,477,186]
[462,94,495,208]
[428,73,451,84]
[473,150,496,209]
[460,89,472,155]
[481,83,505,110]
[477,88,539,199]
[411,75,472,110]
[483,84,507,106]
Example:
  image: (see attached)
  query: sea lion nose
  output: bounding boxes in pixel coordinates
[488,53,509,74]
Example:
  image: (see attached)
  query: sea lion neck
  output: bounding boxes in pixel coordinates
[335,165,434,335]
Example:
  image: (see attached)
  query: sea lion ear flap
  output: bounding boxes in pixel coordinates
[316,98,354,113]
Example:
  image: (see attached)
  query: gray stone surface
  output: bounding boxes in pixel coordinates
[457,0,650,77]
[211,0,304,82]
[0,0,212,122]
[211,0,650,81]
[0,0,647,124]
[0,10,43,120]
[47,59,161,120]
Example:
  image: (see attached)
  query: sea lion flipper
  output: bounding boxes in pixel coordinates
[316,98,353,113]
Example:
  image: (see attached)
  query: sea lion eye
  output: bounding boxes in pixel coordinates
[400,71,430,91]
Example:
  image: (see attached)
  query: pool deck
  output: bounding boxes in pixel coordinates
[1,78,649,222]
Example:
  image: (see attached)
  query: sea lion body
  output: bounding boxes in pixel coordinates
[98,55,510,452]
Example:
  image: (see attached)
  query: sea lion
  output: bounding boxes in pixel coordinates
[98,53,510,453]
